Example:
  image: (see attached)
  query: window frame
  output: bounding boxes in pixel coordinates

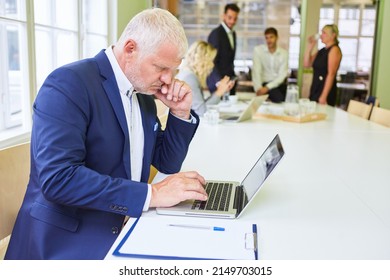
[0,0,113,149]
[319,3,376,74]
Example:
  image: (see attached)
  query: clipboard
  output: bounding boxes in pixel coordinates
[112,216,258,260]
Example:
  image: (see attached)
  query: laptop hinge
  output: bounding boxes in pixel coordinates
[234,185,248,215]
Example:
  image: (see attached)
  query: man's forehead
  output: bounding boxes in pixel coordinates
[155,44,181,64]
[225,10,237,17]
[150,53,181,69]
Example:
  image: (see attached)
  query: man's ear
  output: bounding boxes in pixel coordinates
[124,39,137,55]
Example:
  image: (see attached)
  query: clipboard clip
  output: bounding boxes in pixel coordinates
[244,233,255,250]
[244,224,258,260]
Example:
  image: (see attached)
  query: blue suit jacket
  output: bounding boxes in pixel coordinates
[5,50,199,260]
[207,24,237,93]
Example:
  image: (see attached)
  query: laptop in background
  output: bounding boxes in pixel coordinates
[219,95,268,122]
[156,134,285,219]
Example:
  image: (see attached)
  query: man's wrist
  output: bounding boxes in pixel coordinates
[170,111,197,124]
[170,110,190,120]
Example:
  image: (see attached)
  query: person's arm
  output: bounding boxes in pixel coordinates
[207,28,219,49]
[204,76,234,107]
[213,76,234,97]
[318,46,342,104]
[207,28,223,77]
[151,76,209,208]
[265,49,289,90]
[153,77,200,173]
[303,35,318,68]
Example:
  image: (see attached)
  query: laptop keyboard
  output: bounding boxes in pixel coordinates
[192,182,233,212]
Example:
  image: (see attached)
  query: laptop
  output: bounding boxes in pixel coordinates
[219,95,268,122]
[156,134,285,219]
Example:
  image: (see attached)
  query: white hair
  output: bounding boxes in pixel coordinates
[116,8,188,59]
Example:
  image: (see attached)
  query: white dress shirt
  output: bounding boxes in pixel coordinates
[252,45,289,92]
[105,46,151,211]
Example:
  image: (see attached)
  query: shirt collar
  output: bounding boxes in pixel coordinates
[221,21,234,33]
[105,45,135,96]
[263,45,281,55]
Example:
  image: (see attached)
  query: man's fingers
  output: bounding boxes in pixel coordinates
[182,179,207,195]
[161,84,169,95]
[181,171,206,185]
[182,191,208,201]
[177,82,191,101]
[171,81,182,102]
[160,79,190,102]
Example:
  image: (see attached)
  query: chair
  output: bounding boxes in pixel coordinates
[369,106,390,127]
[0,142,30,259]
[365,95,380,107]
[154,98,169,130]
[347,99,373,119]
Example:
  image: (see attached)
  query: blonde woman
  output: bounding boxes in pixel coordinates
[176,41,235,116]
[304,24,342,106]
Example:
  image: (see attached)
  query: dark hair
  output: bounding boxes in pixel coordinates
[264,27,278,37]
[224,3,240,14]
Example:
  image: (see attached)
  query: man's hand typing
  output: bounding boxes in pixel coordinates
[149,171,208,208]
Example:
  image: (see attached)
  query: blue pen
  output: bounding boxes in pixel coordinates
[168,224,225,231]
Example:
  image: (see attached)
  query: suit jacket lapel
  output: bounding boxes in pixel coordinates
[233,31,237,51]
[95,50,131,179]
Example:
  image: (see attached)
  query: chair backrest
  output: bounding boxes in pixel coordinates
[154,99,169,130]
[147,99,169,184]
[369,106,390,127]
[347,99,373,119]
[365,96,379,107]
[0,142,30,259]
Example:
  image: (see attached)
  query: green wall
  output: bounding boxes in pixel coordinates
[116,0,151,39]
[372,0,390,109]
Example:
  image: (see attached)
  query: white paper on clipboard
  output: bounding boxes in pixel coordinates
[112,215,258,260]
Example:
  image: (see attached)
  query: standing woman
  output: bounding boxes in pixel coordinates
[304,24,342,106]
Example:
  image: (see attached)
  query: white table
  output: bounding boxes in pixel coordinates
[106,104,390,260]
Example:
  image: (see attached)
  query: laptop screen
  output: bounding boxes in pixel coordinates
[241,135,285,201]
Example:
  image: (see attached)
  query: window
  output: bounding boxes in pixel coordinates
[34,0,108,90]
[0,0,29,140]
[83,0,109,58]
[289,4,301,70]
[34,0,79,89]
[358,5,376,72]
[319,4,335,28]
[317,3,376,73]
[0,0,110,148]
